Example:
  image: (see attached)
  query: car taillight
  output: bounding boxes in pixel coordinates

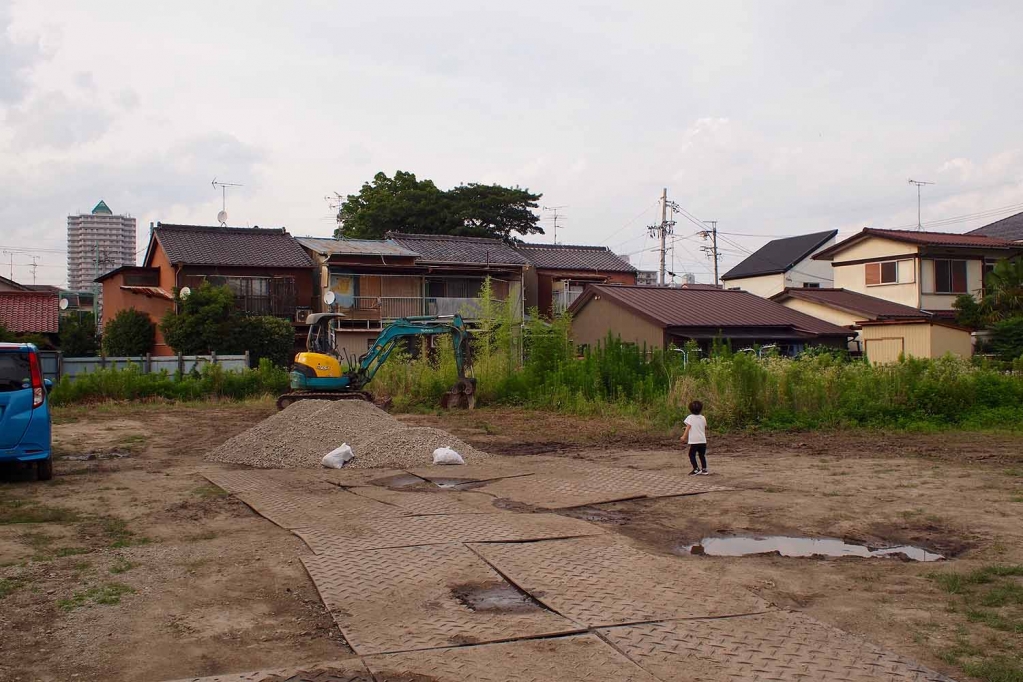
[28,352,44,408]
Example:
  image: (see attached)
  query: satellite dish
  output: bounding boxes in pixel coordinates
[323,290,336,306]
[217,210,228,226]
[179,287,192,299]
[59,298,69,311]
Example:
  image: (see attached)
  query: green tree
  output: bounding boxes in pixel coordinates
[162,283,295,366]
[953,294,987,330]
[102,309,155,356]
[161,284,236,354]
[985,257,1023,319]
[59,312,99,356]
[990,316,1023,361]
[231,316,295,368]
[334,170,543,241]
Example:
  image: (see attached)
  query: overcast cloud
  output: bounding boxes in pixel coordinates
[1,0,1021,285]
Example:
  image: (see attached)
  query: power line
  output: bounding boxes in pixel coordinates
[602,199,661,248]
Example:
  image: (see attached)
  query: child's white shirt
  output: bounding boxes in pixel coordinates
[684,414,707,444]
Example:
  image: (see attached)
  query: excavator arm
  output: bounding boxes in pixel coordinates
[355,315,470,388]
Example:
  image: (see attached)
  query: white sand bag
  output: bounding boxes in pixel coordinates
[322,443,354,469]
[432,446,465,465]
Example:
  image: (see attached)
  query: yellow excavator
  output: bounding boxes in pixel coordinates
[276,313,476,410]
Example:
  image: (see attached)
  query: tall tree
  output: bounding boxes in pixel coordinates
[334,171,543,241]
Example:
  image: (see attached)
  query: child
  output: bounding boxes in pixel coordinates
[680,400,709,475]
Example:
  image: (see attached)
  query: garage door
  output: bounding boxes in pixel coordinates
[865,337,904,364]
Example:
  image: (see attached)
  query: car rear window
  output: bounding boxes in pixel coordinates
[0,352,31,392]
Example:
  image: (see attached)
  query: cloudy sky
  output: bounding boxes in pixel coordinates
[2,1,1022,286]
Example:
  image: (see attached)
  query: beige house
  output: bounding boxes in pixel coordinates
[812,228,1019,312]
[721,230,837,297]
[859,319,973,364]
[568,284,852,355]
[771,287,973,359]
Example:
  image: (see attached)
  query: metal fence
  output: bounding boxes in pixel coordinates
[38,352,250,382]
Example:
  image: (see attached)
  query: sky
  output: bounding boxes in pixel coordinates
[2,1,1022,287]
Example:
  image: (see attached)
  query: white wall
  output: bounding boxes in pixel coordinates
[722,272,786,298]
[782,236,836,288]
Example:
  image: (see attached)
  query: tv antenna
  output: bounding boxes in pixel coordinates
[325,192,344,231]
[907,179,934,230]
[212,178,243,226]
[542,205,568,244]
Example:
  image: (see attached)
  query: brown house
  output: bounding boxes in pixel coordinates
[514,243,637,317]
[569,284,852,355]
[297,234,528,360]
[99,224,316,356]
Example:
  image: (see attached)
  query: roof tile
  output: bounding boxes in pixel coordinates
[721,230,837,280]
[570,285,851,337]
[152,224,315,268]
[0,292,59,334]
[514,243,636,272]
[815,228,1019,260]
[772,288,929,319]
[388,233,527,266]
[296,237,420,258]
[967,210,1023,242]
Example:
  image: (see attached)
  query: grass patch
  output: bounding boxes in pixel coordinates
[109,557,135,574]
[99,517,151,549]
[18,530,56,549]
[190,485,227,500]
[0,576,26,599]
[961,657,1023,682]
[116,434,149,451]
[58,582,134,611]
[0,499,79,525]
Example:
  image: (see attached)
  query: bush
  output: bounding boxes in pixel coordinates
[990,316,1023,361]
[49,358,289,406]
[102,309,155,357]
[59,313,99,357]
[161,283,296,367]
[370,280,1023,432]
[161,284,235,355]
[232,315,295,368]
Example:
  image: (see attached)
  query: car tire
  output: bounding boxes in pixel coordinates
[37,457,53,481]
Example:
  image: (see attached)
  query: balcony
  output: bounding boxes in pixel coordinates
[332,296,501,329]
[553,289,583,314]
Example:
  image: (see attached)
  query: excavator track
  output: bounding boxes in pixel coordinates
[276,391,373,411]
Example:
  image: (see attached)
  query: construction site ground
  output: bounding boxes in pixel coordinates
[1,400,1021,681]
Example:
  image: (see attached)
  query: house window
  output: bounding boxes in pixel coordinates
[865,261,899,286]
[802,282,821,288]
[933,259,968,294]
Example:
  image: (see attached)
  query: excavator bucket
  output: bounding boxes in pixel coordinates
[441,377,476,409]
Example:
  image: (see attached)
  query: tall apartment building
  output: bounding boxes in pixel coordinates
[67,200,137,313]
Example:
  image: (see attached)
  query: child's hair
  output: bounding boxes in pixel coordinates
[689,400,703,415]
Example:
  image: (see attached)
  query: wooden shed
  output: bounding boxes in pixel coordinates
[858,318,973,364]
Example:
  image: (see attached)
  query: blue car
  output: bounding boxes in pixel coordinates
[0,343,53,480]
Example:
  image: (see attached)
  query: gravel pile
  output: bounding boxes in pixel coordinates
[205,399,488,469]
[349,426,489,469]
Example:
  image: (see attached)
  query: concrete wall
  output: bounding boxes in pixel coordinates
[722,272,786,298]
[571,296,665,351]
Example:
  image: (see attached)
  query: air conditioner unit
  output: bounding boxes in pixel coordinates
[295,308,312,324]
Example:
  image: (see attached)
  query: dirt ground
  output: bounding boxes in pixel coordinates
[1,401,1021,681]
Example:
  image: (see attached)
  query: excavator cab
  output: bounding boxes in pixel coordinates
[278,313,476,410]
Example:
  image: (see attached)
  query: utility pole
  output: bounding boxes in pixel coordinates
[28,256,39,285]
[907,179,934,230]
[647,189,677,285]
[700,221,720,286]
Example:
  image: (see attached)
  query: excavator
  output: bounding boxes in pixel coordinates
[276,313,476,410]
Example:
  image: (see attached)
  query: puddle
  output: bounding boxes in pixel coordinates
[450,581,541,613]
[368,473,428,489]
[430,477,488,490]
[557,506,629,525]
[683,535,943,562]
